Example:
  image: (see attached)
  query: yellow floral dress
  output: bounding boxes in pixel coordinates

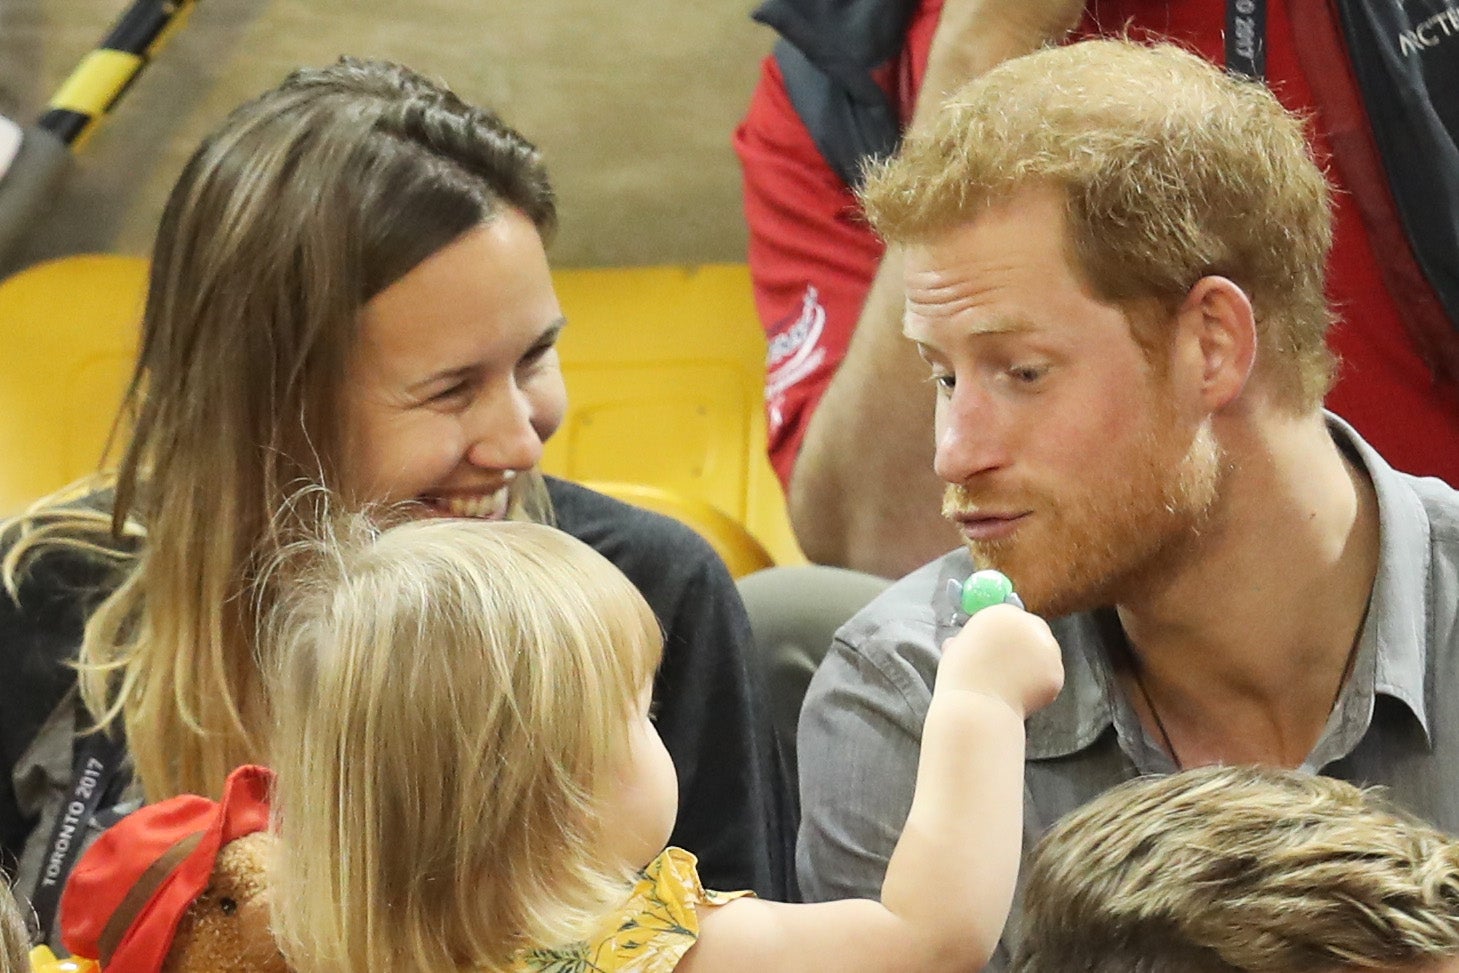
[512,847,751,972]
[31,849,748,973]
[28,946,97,972]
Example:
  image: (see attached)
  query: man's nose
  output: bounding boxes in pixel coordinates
[933,387,1011,484]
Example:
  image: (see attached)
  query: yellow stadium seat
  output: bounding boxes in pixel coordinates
[0,257,806,567]
[545,264,804,566]
[584,481,774,578]
[0,254,145,516]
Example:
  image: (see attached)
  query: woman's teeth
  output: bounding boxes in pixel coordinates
[440,489,507,518]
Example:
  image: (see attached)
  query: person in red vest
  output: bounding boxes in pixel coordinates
[736,0,1459,579]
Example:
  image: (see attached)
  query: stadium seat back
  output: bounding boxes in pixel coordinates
[0,254,144,515]
[0,257,805,566]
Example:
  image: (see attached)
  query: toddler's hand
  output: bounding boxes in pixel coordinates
[937,604,1064,718]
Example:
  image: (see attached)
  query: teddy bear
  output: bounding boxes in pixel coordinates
[30,764,292,973]
[157,830,289,973]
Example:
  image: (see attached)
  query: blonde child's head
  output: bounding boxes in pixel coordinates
[267,515,668,972]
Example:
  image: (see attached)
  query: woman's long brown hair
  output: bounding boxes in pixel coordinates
[2,57,556,800]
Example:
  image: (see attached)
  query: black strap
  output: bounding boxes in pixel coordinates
[775,0,1272,192]
[1226,0,1268,79]
[29,724,127,944]
[772,37,902,189]
[756,0,916,190]
[1329,0,1459,336]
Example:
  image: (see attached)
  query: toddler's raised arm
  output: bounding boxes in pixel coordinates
[685,602,1063,972]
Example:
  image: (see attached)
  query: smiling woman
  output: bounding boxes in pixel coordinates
[343,214,567,516]
[0,56,792,942]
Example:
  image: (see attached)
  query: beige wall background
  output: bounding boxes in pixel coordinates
[0,0,774,268]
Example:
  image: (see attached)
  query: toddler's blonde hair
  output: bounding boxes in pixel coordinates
[267,515,663,972]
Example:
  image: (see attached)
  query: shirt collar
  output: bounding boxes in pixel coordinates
[1322,412,1432,748]
[1025,411,1433,762]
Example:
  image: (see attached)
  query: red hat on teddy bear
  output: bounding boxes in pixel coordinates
[59,764,274,972]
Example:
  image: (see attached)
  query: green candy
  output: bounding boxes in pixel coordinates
[960,569,1016,616]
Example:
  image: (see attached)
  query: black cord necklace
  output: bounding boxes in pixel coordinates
[1129,662,1184,768]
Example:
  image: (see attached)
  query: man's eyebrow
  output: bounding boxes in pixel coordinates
[902,314,1036,342]
[971,315,1036,335]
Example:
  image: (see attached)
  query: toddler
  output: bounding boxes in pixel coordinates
[267,516,1063,972]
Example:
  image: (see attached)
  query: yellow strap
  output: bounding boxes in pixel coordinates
[48,49,144,118]
[146,0,199,59]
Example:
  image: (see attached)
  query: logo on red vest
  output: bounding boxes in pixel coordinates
[766,286,828,420]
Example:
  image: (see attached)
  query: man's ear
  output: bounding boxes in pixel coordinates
[1173,276,1257,411]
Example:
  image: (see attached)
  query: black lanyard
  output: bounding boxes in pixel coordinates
[29,722,128,944]
[1226,0,1269,80]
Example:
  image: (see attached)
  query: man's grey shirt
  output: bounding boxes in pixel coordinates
[796,415,1459,969]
